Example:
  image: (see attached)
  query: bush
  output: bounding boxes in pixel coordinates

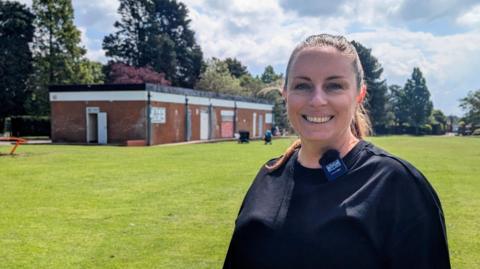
[431,123,446,135]
[10,116,50,137]
[419,124,433,135]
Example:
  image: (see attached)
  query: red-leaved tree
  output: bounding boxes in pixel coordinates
[106,62,171,85]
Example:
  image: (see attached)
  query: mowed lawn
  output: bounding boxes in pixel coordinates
[0,136,479,268]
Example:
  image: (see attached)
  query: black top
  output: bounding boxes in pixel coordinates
[223,140,450,269]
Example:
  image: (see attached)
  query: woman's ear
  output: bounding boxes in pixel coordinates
[356,84,367,103]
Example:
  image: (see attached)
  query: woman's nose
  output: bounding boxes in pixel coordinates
[309,87,328,106]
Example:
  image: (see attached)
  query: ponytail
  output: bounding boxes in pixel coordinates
[265,139,301,172]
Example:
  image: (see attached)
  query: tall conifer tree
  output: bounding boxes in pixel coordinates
[29,0,88,114]
[351,41,388,133]
[103,0,203,88]
[0,1,34,118]
[404,67,433,134]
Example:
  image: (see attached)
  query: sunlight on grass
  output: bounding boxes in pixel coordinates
[0,136,478,268]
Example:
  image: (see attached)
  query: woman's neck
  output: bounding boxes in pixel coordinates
[298,134,360,169]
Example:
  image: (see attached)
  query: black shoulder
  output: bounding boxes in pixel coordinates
[363,142,443,212]
[364,142,425,179]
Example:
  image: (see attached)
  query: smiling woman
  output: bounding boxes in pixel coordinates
[223,34,451,269]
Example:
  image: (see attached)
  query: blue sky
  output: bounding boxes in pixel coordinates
[18,0,480,116]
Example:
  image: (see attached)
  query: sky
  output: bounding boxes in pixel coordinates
[17,0,480,116]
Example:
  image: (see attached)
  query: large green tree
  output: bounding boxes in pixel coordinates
[103,0,203,88]
[195,58,245,96]
[257,78,289,131]
[403,67,433,134]
[239,74,264,97]
[260,65,281,84]
[388,84,410,128]
[459,89,480,128]
[351,41,388,133]
[29,0,95,115]
[224,57,249,78]
[0,0,34,118]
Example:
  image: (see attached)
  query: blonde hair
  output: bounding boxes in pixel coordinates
[266,34,371,172]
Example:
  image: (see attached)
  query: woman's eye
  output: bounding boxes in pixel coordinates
[326,83,343,91]
[293,83,312,91]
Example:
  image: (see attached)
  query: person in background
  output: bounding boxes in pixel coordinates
[223,34,450,269]
[275,126,280,136]
[264,129,272,145]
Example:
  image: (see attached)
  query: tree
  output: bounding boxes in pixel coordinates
[103,0,203,88]
[403,67,433,134]
[0,1,34,119]
[195,58,245,95]
[224,57,249,78]
[104,62,171,84]
[430,109,448,135]
[352,41,388,133]
[388,84,410,128]
[459,89,480,128]
[239,74,265,97]
[29,0,88,115]
[257,78,289,131]
[77,60,105,84]
[260,65,282,84]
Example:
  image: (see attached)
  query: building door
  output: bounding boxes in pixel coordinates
[258,114,263,137]
[186,109,192,141]
[221,110,234,138]
[87,113,98,143]
[252,113,257,137]
[86,107,107,144]
[98,112,108,144]
[200,110,209,140]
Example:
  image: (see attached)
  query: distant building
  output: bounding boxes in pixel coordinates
[49,83,274,145]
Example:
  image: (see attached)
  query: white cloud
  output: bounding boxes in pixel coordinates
[351,28,480,115]
[8,0,480,115]
[456,4,480,27]
[73,0,119,31]
[78,26,108,63]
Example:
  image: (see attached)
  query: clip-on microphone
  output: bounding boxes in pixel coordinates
[319,149,348,181]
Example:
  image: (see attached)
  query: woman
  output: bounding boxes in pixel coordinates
[223,34,450,269]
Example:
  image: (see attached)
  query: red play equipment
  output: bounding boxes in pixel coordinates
[0,137,27,155]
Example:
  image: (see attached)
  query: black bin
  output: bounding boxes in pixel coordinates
[238,131,250,143]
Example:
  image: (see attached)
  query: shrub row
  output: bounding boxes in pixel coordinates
[8,116,51,137]
[373,124,446,136]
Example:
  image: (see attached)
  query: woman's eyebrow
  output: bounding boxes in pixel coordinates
[293,76,312,81]
[325,75,345,81]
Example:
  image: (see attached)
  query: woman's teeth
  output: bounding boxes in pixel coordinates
[304,115,333,123]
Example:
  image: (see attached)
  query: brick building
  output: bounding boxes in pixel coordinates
[49,83,274,145]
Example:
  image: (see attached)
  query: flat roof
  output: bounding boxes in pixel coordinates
[49,83,273,105]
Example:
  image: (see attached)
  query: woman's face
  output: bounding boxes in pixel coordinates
[284,47,360,146]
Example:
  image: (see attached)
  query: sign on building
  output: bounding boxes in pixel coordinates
[265,113,273,124]
[151,107,166,123]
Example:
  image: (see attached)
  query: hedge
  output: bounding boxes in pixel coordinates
[10,116,50,137]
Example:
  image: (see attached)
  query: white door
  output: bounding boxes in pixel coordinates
[98,112,108,144]
[258,114,263,137]
[252,113,257,137]
[200,111,209,140]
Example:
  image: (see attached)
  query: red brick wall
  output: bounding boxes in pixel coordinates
[50,102,87,142]
[51,99,272,144]
[51,101,147,144]
[150,101,187,144]
[187,105,206,141]
[235,109,272,138]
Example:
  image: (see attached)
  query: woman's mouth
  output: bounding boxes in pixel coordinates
[302,115,334,124]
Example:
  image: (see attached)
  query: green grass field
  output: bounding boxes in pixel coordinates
[0,136,479,268]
